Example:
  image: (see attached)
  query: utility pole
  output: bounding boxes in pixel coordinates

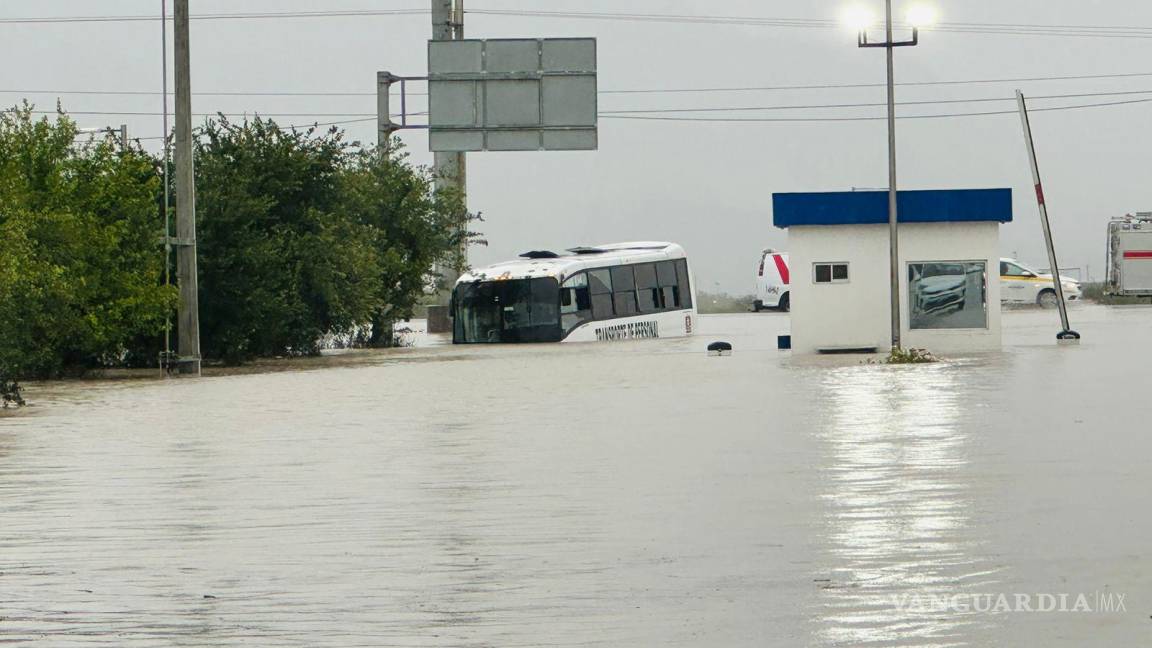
[161,0,173,367]
[119,124,129,150]
[882,0,900,351]
[432,0,467,286]
[174,0,201,375]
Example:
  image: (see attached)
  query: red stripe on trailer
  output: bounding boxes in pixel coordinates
[772,254,790,285]
[1034,184,1045,205]
[1123,250,1152,259]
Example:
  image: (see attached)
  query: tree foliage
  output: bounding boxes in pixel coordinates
[338,146,472,346]
[194,118,472,363]
[0,108,472,385]
[0,105,174,380]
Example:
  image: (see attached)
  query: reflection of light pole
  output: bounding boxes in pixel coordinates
[847,2,934,350]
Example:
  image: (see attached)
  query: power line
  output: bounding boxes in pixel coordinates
[466,9,1152,40]
[0,8,428,24]
[18,110,383,117]
[7,71,1152,99]
[11,89,1152,119]
[598,88,1152,114]
[63,95,1142,138]
[70,117,379,142]
[601,71,1152,95]
[0,89,380,97]
[5,6,1152,39]
[514,9,1152,34]
[602,97,1152,123]
[53,97,1152,141]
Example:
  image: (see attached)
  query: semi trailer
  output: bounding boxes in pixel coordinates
[1106,213,1152,297]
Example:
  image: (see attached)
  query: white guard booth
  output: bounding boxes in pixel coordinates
[771,188,1014,354]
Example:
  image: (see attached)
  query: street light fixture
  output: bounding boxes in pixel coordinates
[842,6,875,33]
[906,6,937,29]
[850,1,931,351]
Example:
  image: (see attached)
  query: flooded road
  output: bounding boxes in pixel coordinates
[2,305,1150,646]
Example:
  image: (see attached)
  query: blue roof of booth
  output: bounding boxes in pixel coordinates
[772,188,1013,228]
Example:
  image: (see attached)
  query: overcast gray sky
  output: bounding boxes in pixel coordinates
[5,0,1152,292]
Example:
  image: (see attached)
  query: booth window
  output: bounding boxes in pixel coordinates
[813,262,849,284]
[908,261,988,330]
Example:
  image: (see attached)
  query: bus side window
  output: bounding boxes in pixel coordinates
[635,263,661,313]
[561,274,590,312]
[588,269,615,320]
[560,273,591,331]
[674,259,693,309]
[656,261,678,310]
[611,266,638,316]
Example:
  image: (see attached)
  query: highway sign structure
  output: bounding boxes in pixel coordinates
[426,38,597,152]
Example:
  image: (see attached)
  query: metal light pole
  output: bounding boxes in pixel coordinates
[856,1,921,350]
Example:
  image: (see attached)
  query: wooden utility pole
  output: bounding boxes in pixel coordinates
[174,0,201,374]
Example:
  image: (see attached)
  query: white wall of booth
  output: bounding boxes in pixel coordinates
[788,221,1003,354]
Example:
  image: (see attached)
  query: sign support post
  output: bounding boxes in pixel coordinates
[432,0,467,287]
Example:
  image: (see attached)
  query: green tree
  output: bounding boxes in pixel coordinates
[193,117,376,362]
[193,118,470,361]
[339,143,473,346]
[0,105,174,381]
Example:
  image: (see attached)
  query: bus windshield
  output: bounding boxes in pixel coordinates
[453,278,561,343]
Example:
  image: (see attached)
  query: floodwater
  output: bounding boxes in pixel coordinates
[2,304,1149,646]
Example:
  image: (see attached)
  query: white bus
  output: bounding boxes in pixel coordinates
[452,242,697,344]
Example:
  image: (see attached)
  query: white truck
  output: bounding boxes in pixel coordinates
[1105,213,1152,297]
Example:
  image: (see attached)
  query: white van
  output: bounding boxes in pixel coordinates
[999,258,1082,307]
[754,249,790,311]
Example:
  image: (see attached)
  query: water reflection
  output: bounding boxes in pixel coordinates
[812,363,1003,646]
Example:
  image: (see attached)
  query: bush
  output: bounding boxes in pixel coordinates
[0,105,175,380]
[193,118,474,362]
[885,347,939,364]
[0,107,477,378]
[2,375,24,408]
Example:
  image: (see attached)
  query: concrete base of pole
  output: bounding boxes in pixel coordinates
[176,358,202,375]
[1057,329,1081,345]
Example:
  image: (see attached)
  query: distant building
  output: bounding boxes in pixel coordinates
[772,188,1013,354]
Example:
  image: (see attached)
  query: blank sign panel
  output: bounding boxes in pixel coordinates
[542,76,596,127]
[485,80,540,127]
[427,38,597,152]
[428,81,480,127]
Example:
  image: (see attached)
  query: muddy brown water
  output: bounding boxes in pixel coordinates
[2,305,1149,646]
